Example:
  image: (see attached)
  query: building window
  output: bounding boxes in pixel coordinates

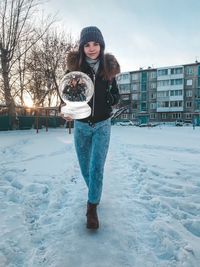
[123,74,129,79]
[132,83,139,91]
[172,113,182,119]
[186,113,192,119]
[141,93,147,101]
[150,72,157,79]
[158,101,169,107]
[141,103,147,111]
[151,92,156,99]
[186,79,193,86]
[121,94,130,100]
[150,82,156,89]
[171,68,183,74]
[150,113,157,119]
[162,113,166,119]
[132,113,136,119]
[196,89,200,97]
[157,91,169,97]
[186,90,192,97]
[164,101,169,107]
[185,67,194,75]
[132,102,137,109]
[119,84,130,93]
[195,100,200,110]
[170,90,182,96]
[186,101,192,108]
[122,114,128,119]
[150,103,157,109]
[170,101,183,107]
[131,73,139,80]
[171,79,183,85]
[158,69,168,76]
[141,72,147,82]
[132,93,138,100]
[157,80,170,86]
[176,90,182,96]
[141,83,147,91]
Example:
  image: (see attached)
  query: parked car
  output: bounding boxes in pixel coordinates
[116,120,134,126]
[138,123,158,127]
[175,119,184,126]
[183,120,192,126]
[139,123,149,127]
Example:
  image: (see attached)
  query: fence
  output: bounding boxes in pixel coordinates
[0,106,71,132]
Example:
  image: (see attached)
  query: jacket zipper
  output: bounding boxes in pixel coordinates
[92,71,96,118]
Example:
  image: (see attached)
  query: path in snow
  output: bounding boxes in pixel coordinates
[0,127,200,267]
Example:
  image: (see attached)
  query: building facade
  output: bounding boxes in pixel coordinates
[116,62,200,125]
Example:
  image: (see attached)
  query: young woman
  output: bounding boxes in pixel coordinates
[64,26,120,229]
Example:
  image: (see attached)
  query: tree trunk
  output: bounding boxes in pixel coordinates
[1,51,17,129]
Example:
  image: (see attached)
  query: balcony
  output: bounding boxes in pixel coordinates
[157,107,183,112]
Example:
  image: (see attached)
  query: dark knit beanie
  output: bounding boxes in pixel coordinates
[79,26,105,49]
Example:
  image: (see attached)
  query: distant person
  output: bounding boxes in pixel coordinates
[193,118,196,130]
[61,26,120,229]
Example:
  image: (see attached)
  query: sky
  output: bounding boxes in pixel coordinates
[41,0,200,72]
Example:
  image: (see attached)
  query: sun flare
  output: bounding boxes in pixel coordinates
[24,95,34,108]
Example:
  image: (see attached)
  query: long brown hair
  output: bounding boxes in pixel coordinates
[78,45,111,80]
[66,44,120,80]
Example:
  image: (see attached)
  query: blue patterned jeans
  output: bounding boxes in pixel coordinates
[74,118,111,204]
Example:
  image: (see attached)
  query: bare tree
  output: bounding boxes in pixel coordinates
[14,34,33,106]
[26,46,47,107]
[26,29,76,107]
[0,0,54,128]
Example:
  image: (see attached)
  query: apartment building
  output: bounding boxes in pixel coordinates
[116,62,200,125]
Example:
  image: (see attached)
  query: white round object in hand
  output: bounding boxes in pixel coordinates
[59,71,94,119]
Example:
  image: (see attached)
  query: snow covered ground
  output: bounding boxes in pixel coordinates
[0,125,200,267]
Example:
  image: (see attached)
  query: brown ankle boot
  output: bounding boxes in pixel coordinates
[86,202,99,229]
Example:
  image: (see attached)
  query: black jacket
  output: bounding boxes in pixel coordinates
[65,52,120,123]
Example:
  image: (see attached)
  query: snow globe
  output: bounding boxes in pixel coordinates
[59,71,94,119]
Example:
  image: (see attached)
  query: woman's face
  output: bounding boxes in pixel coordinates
[84,41,101,60]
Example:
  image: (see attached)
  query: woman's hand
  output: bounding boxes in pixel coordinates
[59,103,73,121]
[60,113,73,121]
